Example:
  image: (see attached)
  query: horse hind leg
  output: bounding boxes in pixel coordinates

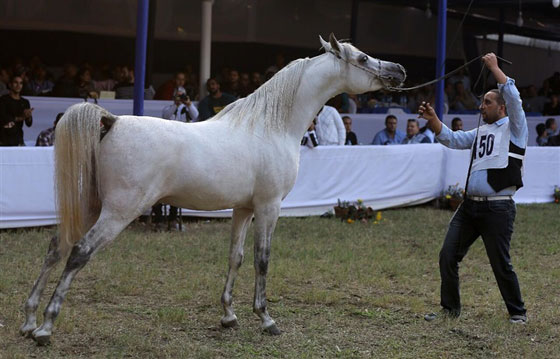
[252,202,281,335]
[221,208,253,328]
[30,211,134,345]
[20,235,62,337]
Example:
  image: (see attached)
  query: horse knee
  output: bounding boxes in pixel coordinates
[256,258,269,276]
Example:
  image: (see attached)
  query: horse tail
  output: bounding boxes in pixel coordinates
[54,102,118,257]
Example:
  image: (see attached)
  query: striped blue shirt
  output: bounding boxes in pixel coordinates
[436,77,528,196]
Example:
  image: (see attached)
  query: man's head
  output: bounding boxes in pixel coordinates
[536,123,546,137]
[385,115,398,134]
[451,117,463,131]
[229,70,239,83]
[479,89,506,124]
[342,116,352,132]
[545,117,557,131]
[9,75,23,96]
[406,119,419,138]
[174,72,186,88]
[206,78,221,96]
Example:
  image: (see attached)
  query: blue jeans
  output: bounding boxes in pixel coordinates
[439,198,526,316]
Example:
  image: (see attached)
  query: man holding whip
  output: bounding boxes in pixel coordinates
[418,53,528,324]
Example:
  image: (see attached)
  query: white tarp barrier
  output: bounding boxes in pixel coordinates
[1,145,558,228]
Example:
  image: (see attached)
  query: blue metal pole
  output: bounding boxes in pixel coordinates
[435,0,447,120]
[133,0,149,116]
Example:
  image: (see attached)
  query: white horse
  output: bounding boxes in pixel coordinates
[20,34,406,345]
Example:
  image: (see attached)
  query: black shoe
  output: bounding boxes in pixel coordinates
[509,314,527,324]
[424,309,459,322]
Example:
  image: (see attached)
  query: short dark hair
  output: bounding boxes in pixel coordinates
[488,89,505,107]
[385,115,397,124]
[342,116,352,121]
[407,119,419,126]
[536,123,546,136]
[451,117,462,126]
[545,118,556,129]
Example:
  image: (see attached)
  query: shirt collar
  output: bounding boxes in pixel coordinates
[495,116,508,127]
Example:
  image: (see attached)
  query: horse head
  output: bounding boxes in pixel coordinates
[319,33,406,94]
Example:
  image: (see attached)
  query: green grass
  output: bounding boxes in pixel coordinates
[0,204,559,358]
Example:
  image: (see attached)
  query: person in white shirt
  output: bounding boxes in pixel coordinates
[314,105,345,145]
[161,87,199,122]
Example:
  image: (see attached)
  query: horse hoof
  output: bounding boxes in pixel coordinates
[19,324,37,338]
[32,328,51,346]
[221,316,239,329]
[263,323,281,336]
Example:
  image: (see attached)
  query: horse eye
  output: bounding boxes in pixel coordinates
[359,55,368,63]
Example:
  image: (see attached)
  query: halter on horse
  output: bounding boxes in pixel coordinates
[20,33,406,345]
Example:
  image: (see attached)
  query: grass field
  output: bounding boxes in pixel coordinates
[1,204,559,358]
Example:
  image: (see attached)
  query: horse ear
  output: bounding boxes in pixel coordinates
[319,35,331,52]
[329,33,342,56]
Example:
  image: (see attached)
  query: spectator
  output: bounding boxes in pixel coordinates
[546,71,560,94]
[547,132,560,146]
[36,112,64,146]
[523,85,547,114]
[154,71,186,100]
[0,75,33,146]
[114,66,135,99]
[535,123,548,146]
[326,93,350,113]
[264,53,285,80]
[315,105,345,146]
[223,69,240,98]
[342,116,357,145]
[402,119,431,144]
[451,117,463,131]
[197,78,237,121]
[450,81,478,111]
[543,95,560,116]
[26,65,54,96]
[371,115,405,145]
[76,68,99,100]
[545,118,558,137]
[250,72,263,91]
[301,120,319,148]
[419,124,435,143]
[94,64,119,92]
[0,67,10,96]
[238,72,252,98]
[161,87,199,122]
[52,63,79,97]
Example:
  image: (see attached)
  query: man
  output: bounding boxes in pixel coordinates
[197,78,237,121]
[0,75,33,146]
[544,117,558,137]
[419,53,528,324]
[343,116,358,145]
[161,87,199,122]
[371,115,405,145]
[36,112,63,146]
[402,119,431,144]
[154,71,187,100]
[451,117,463,131]
[314,105,345,146]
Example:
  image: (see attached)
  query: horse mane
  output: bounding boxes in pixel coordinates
[209,58,310,132]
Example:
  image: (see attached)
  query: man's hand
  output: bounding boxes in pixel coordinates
[482,52,507,84]
[418,101,442,135]
[23,108,34,119]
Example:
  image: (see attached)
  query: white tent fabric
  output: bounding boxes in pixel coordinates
[1,146,558,228]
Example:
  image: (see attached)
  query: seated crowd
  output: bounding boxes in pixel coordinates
[0,55,559,148]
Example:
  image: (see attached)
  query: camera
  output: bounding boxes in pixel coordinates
[178,93,189,101]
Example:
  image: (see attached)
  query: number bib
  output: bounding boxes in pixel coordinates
[471,120,510,172]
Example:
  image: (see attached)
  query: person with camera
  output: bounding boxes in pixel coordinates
[162,87,199,123]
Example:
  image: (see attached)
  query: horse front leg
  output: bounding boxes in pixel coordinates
[20,235,62,337]
[253,202,281,335]
[221,208,253,328]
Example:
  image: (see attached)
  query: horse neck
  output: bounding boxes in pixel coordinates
[287,54,347,141]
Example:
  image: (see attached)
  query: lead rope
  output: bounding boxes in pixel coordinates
[462,62,489,198]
